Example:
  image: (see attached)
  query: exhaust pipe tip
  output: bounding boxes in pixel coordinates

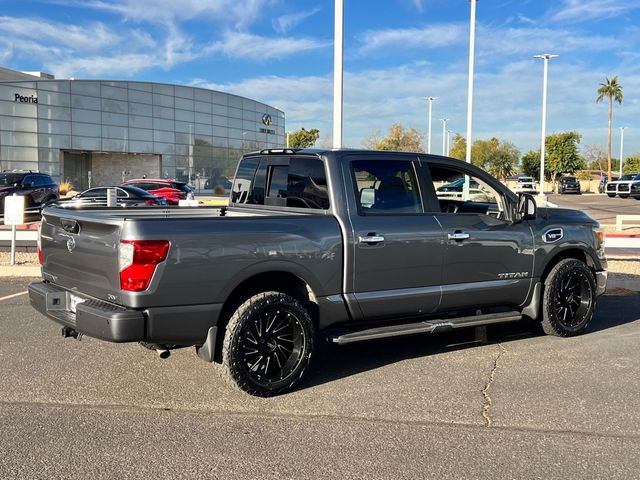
[156,348,170,359]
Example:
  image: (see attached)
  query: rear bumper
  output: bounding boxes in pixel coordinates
[28,281,221,344]
[29,282,145,342]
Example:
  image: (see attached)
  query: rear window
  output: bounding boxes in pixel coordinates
[0,173,24,186]
[232,156,330,209]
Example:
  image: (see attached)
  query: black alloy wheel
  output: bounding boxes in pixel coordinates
[220,291,314,396]
[541,258,596,336]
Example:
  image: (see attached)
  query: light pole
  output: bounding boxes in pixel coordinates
[619,127,626,177]
[447,130,452,156]
[534,53,558,199]
[424,96,437,154]
[465,0,477,165]
[333,0,344,148]
[440,118,449,156]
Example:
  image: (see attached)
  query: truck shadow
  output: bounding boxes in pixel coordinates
[299,293,640,391]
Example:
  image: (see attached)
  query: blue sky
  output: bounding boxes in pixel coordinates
[1,0,639,158]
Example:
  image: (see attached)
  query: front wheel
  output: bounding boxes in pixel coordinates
[607,193,616,198]
[541,259,596,337]
[619,194,629,199]
[220,291,315,396]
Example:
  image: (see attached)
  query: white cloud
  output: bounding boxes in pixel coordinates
[206,32,329,61]
[58,0,272,28]
[410,0,425,13]
[0,16,118,51]
[476,26,624,59]
[189,60,640,156]
[272,7,321,34]
[550,0,640,23]
[0,15,195,78]
[357,24,466,54]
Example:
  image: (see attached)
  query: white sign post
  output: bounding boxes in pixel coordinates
[4,194,25,265]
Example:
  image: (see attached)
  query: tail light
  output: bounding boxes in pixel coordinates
[119,240,170,291]
[37,222,43,265]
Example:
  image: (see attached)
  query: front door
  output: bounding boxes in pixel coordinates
[346,157,444,321]
[423,161,534,311]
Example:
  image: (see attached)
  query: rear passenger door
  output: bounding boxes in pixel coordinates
[422,160,534,311]
[346,157,444,321]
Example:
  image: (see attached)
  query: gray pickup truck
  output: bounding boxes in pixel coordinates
[29,149,607,396]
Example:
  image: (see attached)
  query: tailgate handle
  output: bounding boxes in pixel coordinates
[60,218,80,234]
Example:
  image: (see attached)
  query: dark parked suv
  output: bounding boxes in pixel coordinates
[559,176,581,194]
[0,171,59,216]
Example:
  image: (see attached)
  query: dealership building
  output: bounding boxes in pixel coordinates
[0,67,285,190]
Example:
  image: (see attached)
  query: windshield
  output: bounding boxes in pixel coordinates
[518,177,533,182]
[0,173,25,186]
[620,174,636,181]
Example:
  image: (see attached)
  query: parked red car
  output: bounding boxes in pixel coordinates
[120,179,194,205]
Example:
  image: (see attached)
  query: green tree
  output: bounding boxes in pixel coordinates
[443,134,517,179]
[363,123,424,152]
[288,128,320,148]
[623,155,640,174]
[472,137,519,179]
[596,76,623,181]
[521,150,540,179]
[448,133,466,160]
[546,131,584,184]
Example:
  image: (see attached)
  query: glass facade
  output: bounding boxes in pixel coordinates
[0,79,285,191]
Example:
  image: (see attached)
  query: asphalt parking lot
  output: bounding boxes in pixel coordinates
[1,277,639,479]
[547,193,639,225]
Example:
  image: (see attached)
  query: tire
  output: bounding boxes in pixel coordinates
[541,259,596,337]
[220,291,315,397]
[619,194,629,199]
[607,193,616,198]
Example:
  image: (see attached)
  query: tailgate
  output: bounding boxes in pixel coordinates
[40,208,124,300]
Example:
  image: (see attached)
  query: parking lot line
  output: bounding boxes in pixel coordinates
[0,291,27,302]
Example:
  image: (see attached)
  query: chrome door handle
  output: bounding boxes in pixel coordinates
[358,235,385,244]
[448,232,470,241]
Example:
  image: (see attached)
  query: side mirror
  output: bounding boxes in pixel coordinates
[360,188,375,207]
[516,193,537,221]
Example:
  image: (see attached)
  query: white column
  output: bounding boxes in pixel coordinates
[534,54,558,198]
[441,118,449,155]
[426,96,437,154]
[465,0,477,164]
[333,0,344,148]
[447,130,452,156]
[619,127,625,177]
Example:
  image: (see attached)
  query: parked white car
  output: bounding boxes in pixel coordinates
[515,176,537,194]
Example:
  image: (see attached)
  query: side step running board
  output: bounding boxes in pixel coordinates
[329,311,522,345]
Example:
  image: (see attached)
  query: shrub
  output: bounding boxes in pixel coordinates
[58,181,74,196]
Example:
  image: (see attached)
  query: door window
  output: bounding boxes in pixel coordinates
[427,165,505,218]
[351,160,422,214]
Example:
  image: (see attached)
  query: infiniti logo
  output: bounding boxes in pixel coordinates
[66,236,76,253]
[261,113,272,126]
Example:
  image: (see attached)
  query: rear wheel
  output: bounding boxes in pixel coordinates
[541,259,596,337]
[619,194,629,199]
[607,193,616,198]
[220,291,314,396]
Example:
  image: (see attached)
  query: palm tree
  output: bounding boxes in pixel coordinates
[596,76,623,181]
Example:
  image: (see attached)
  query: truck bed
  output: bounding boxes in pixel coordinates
[39,204,343,311]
